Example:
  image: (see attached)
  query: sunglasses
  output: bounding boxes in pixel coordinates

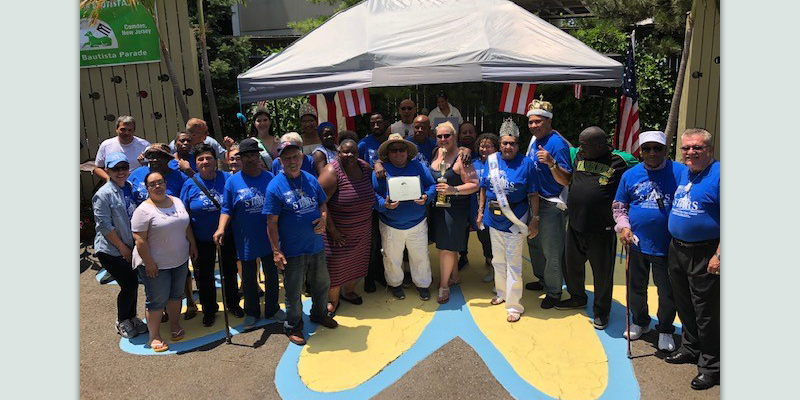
[500,141,518,146]
[146,179,166,189]
[388,147,407,153]
[109,165,129,172]
[680,145,707,152]
[640,145,665,153]
[437,134,452,139]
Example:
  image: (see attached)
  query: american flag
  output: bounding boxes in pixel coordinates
[573,84,583,99]
[499,83,537,115]
[310,92,357,132]
[615,33,641,157]
[338,89,372,117]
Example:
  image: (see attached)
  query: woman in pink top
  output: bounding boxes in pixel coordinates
[131,171,198,352]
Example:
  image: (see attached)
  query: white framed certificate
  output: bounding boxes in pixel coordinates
[388,176,421,202]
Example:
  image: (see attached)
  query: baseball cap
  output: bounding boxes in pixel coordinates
[105,152,129,168]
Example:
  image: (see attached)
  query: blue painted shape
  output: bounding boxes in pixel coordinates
[274,287,642,399]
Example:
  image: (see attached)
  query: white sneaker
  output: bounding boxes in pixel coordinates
[482,269,494,283]
[658,333,676,352]
[623,323,650,340]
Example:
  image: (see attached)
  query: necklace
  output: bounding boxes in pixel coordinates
[287,173,306,197]
[684,161,714,192]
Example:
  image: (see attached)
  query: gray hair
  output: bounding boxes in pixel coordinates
[681,128,713,146]
[280,131,304,146]
[116,115,135,129]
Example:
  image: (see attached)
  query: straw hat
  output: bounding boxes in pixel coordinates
[377,133,418,162]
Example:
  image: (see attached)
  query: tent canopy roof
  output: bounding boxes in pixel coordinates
[238,0,622,102]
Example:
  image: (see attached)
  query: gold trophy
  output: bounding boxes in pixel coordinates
[435,147,451,208]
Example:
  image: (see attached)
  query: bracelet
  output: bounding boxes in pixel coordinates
[453,186,459,195]
[530,215,540,221]
[549,163,557,170]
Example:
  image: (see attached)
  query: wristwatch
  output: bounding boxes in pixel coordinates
[549,163,557,171]
[453,186,459,195]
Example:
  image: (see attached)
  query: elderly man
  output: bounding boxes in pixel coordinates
[270,132,318,177]
[390,99,417,139]
[410,115,438,167]
[523,99,573,309]
[264,139,336,346]
[94,115,151,181]
[170,118,226,160]
[373,134,437,301]
[613,130,683,352]
[128,143,188,205]
[664,128,720,390]
[555,127,638,330]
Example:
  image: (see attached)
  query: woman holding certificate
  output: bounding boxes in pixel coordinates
[477,119,541,323]
[428,121,478,304]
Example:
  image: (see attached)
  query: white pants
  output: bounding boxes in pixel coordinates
[490,227,525,315]
[379,219,432,288]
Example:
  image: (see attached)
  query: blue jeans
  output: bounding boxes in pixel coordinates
[138,261,189,311]
[526,200,566,298]
[282,250,330,332]
[241,256,279,319]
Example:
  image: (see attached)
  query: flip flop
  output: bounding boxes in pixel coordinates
[339,292,363,305]
[150,339,169,352]
[437,287,450,304]
[184,306,198,320]
[171,328,185,341]
[490,296,505,305]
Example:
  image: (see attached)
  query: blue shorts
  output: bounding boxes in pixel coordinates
[137,261,189,311]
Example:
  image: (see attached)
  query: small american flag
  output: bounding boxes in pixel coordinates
[310,92,356,132]
[615,33,641,157]
[338,89,372,117]
[499,83,537,115]
[573,84,583,99]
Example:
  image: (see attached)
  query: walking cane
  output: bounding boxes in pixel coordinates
[624,243,632,359]
[216,244,232,344]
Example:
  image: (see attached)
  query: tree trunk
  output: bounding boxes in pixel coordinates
[664,12,695,158]
[159,36,191,124]
[197,0,222,139]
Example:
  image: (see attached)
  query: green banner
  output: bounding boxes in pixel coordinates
[80,3,161,68]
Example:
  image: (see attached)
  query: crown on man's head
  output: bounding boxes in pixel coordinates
[526,95,553,119]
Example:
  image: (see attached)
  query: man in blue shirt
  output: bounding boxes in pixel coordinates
[664,128,721,391]
[373,134,437,301]
[358,111,390,293]
[523,98,573,309]
[409,115,437,167]
[264,140,336,346]
[613,131,683,352]
[128,143,189,205]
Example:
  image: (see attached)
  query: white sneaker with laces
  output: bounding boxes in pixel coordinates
[623,323,650,340]
[658,333,676,352]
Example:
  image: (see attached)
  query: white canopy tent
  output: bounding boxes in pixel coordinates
[238,0,622,103]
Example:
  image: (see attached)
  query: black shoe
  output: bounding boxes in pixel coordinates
[457,254,469,271]
[364,280,377,293]
[99,272,116,285]
[390,285,406,300]
[691,373,718,390]
[228,306,245,318]
[540,295,559,309]
[665,351,698,365]
[592,315,609,330]
[554,297,587,310]
[310,315,338,329]
[340,292,363,305]
[417,287,431,301]
[402,274,413,288]
[525,281,544,291]
[161,313,169,323]
[202,313,216,327]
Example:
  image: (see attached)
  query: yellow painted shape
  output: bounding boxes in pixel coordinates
[298,267,440,392]
[461,236,607,399]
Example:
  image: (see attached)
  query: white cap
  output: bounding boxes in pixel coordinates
[638,130,666,145]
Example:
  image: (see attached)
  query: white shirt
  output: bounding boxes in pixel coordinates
[390,121,414,139]
[428,103,464,127]
[131,197,191,270]
[95,136,151,170]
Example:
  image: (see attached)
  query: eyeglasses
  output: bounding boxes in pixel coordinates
[680,145,707,152]
[400,107,414,111]
[436,134,452,139]
[640,145,665,153]
[500,141,518,146]
[388,147,407,153]
[146,179,166,189]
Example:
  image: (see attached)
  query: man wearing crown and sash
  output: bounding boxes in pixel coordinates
[523,97,573,309]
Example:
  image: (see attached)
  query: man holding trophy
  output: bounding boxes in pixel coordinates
[428,122,479,304]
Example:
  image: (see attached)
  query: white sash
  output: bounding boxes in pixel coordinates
[488,153,528,235]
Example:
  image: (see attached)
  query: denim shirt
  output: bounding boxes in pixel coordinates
[92,180,135,257]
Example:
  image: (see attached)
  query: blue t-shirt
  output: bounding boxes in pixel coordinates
[615,161,685,256]
[270,155,318,177]
[668,161,720,242]
[180,171,228,242]
[128,166,188,205]
[262,171,328,257]
[373,159,437,230]
[412,137,437,167]
[358,135,382,167]
[525,131,573,198]
[121,184,137,218]
[168,157,197,173]
[221,170,274,261]
[480,153,540,233]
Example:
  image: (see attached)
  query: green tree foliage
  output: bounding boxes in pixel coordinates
[288,0,361,34]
